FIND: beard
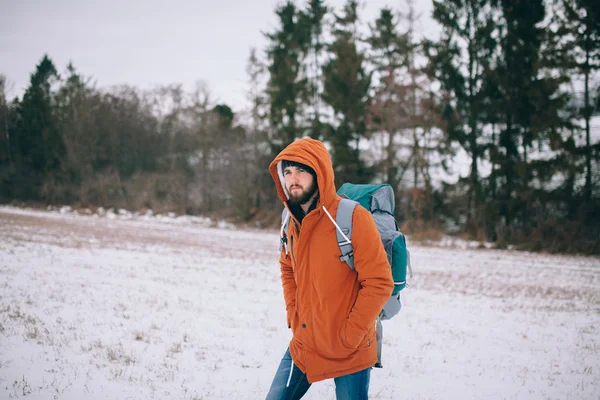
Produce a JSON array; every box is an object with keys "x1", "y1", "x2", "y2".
[{"x1": 287, "y1": 180, "x2": 318, "y2": 206}]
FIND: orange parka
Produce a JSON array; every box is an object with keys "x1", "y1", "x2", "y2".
[{"x1": 269, "y1": 138, "x2": 394, "y2": 383}]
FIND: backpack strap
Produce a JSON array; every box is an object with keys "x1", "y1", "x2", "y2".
[
  {"x1": 280, "y1": 208, "x2": 290, "y2": 255},
  {"x1": 334, "y1": 198, "x2": 358, "y2": 270},
  {"x1": 325, "y1": 198, "x2": 389, "y2": 368},
  {"x1": 375, "y1": 317, "x2": 383, "y2": 368}
]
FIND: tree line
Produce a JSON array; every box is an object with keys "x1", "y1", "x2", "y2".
[{"x1": 1, "y1": 0, "x2": 599, "y2": 254}]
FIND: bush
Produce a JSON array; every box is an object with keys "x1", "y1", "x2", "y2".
[
  {"x1": 79, "y1": 170, "x2": 125, "y2": 209},
  {"x1": 519, "y1": 220, "x2": 600, "y2": 255},
  {"x1": 125, "y1": 173, "x2": 191, "y2": 214}
]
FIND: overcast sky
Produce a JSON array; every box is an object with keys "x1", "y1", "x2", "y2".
[{"x1": 1, "y1": 0, "x2": 435, "y2": 111}]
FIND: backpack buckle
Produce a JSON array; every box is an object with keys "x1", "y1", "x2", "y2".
[
  {"x1": 280, "y1": 236, "x2": 288, "y2": 255},
  {"x1": 339, "y1": 250, "x2": 355, "y2": 269},
  {"x1": 339, "y1": 250, "x2": 353, "y2": 263}
]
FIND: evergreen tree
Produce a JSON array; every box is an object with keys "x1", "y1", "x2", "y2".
[
  {"x1": 265, "y1": 1, "x2": 310, "y2": 153},
  {"x1": 555, "y1": 0, "x2": 600, "y2": 200},
  {"x1": 15, "y1": 55, "x2": 63, "y2": 181},
  {"x1": 301, "y1": 0, "x2": 328, "y2": 138},
  {"x1": 425, "y1": 0, "x2": 496, "y2": 232},
  {"x1": 322, "y1": 0, "x2": 373, "y2": 185},
  {"x1": 494, "y1": 0, "x2": 548, "y2": 229},
  {"x1": 368, "y1": 6, "x2": 409, "y2": 190}
]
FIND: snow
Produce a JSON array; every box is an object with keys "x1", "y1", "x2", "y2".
[{"x1": 0, "y1": 205, "x2": 599, "y2": 400}]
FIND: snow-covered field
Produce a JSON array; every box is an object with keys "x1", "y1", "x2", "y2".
[{"x1": 0, "y1": 205, "x2": 598, "y2": 400}]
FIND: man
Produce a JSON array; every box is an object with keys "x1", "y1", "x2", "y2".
[{"x1": 266, "y1": 138, "x2": 394, "y2": 400}]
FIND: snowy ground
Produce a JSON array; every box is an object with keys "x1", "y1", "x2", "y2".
[{"x1": 0, "y1": 205, "x2": 598, "y2": 400}]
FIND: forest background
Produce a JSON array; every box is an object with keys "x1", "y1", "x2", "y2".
[{"x1": 1, "y1": 0, "x2": 599, "y2": 254}]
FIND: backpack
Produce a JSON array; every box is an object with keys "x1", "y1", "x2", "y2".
[
  {"x1": 279, "y1": 183, "x2": 412, "y2": 368},
  {"x1": 336, "y1": 183, "x2": 412, "y2": 367}
]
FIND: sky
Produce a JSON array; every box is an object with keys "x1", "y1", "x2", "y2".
[{"x1": 1, "y1": 0, "x2": 436, "y2": 112}]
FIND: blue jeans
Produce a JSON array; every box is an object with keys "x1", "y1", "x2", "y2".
[{"x1": 265, "y1": 348, "x2": 371, "y2": 400}]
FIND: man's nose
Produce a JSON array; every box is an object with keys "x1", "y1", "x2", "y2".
[{"x1": 290, "y1": 171, "x2": 300, "y2": 183}]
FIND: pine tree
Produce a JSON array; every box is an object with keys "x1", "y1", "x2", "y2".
[
  {"x1": 301, "y1": 0, "x2": 328, "y2": 138},
  {"x1": 556, "y1": 0, "x2": 600, "y2": 200},
  {"x1": 16, "y1": 55, "x2": 62, "y2": 177},
  {"x1": 368, "y1": 6, "x2": 409, "y2": 190},
  {"x1": 425, "y1": 0, "x2": 496, "y2": 232},
  {"x1": 322, "y1": 0, "x2": 373, "y2": 185},
  {"x1": 265, "y1": 1, "x2": 311, "y2": 153},
  {"x1": 494, "y1": 0, "x2": 553, "y2": 229}
]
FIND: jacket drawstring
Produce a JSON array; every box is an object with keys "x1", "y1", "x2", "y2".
[{"x1": 321, "y1": 205, "x2": 351, "y2": 245}]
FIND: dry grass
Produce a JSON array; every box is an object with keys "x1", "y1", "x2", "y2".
[{"x1": 406, "y1": 227, "x2": 445, "y2": 242}]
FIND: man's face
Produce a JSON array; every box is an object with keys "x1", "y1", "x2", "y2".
[{"x1": 283, "y1": 165, "x2": 318, "y2": 206}]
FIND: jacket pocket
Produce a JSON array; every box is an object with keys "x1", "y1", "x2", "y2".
[
  {"x1": 287, "y1": 306, "x2": 298, "y2": 332},
  {"x1": 290, "y1": 338, "x2": 307, "y2": 370},
  {"x1": 340, "y1": 321, "x2": 373, "y2": 351}
]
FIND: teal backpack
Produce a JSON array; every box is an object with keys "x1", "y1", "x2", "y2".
[
  {"x1": 336, "y1": 183, "x2": 411, "y2": 295},
  {"x1": 280, "y1": 183, "x2": 412, "y2": 367}
]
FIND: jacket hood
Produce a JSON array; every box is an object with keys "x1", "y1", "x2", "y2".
[{"x1": 269, "y1": 138, "x2": 337, "y2": 208}]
